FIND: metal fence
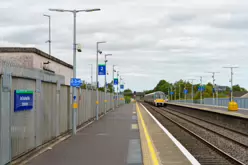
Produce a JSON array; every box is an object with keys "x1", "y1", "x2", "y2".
[
  {"x1": 0, "y1": 60, "x2": 125, "y2": 165},
  {"x1": 203, "y1": 98, "x2": 248, "y2": 108},
  {"x1": 170, "y1": 98, "x2": 248, "y2": 109}
]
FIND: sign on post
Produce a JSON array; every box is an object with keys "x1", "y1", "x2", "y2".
[
  {"x1": 184, "y1": 89, "x2": 188, "y2": 94},
  {"x1": 70, "y1": 78, "x2": 82, "y2": 88},
  {"x1": 120, "y1": 84, "x2": 124, "y2": 89},
  {"x1": 14, "y1": 90, "x2": 34, "y2": 112},
  {"x1": 170, "y1": 91, "x2": 174, "y2": 95},
  {"x1": 114, "y1": 78, "x2": 118, "y2": 85},
  {"x1": 198, "y1": 86, "x2": 205, "y2": 92},
  {"x1": 98, "y1": 64, "x2": 106, "y2": 75}
]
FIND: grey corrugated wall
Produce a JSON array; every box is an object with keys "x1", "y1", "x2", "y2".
[{"x1": 9, "y1": 77, "x2": 125, "y2": 159}]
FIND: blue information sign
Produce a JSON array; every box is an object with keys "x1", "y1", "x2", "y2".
[
  {"x1": 114, "y1": 78, "x2": 118, "y2": 85},
  {"x1": 170, "y1": 91, "x2": 174, "y2": 95},
  {"x1": 70, "y1": 78, "x2": 82, "y2": 88},
  {"x1": 198, "y1": 86, "x2": 205, "y2": 92},
  {"x1": 98, "y1": 64, "x2": 106, "y2": 75},
  {"x1": 184, "y1": 89, "x2": 188, "y2": 94},
  {"x1": 14, "y1": 90, "x2": 34, "y2": 112},
  {"x1": 120, "y1": 84, "x2": 124, "y2": 89}
]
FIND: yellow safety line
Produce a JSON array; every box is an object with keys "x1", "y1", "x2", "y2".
[{"x1": 136, "y1": 103, "x2": 159, "y2": 165}]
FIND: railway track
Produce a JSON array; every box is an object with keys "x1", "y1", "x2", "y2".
[
  {"x1": 143, "y1": 102, "x2": 247, "y2": 165},
  {"x1": 163, "y1": 107, "x2": 248, "y2": 147}
]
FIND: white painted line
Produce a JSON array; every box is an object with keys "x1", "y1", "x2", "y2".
[
  {"x1": 77, "y1": 121, "x2": 94, "y2": 132},
  {"x1": 140, "y1": 103, "x2": 201, "y2": 165}
]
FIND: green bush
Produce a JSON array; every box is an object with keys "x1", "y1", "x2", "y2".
[{"x1": 124, "y1": 96, "x2": 131, "y2": 104}]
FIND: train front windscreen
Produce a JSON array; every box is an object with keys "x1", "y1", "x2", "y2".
[{"x1": 155, "y1": 93, "x2": 166, "y2": 99}]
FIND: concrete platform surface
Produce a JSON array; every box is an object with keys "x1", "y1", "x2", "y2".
[
  {"x1": 25, "y1": 104, "x2": 142, "y2": 165},
  {"x1": 137, "y1": 103, "x2": 195, "y2": 165}
]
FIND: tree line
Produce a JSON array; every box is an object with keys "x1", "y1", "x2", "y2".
[{"x1": 144, "y1": 80, "x2": 247, "y2": 100}]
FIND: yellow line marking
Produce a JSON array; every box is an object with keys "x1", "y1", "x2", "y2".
[
  {"x1": 131, "y1": 124, "x2": 138, "y2": 129},
  {"x1": 136, "y1": 103, "x2": 159, "y2": 165}
]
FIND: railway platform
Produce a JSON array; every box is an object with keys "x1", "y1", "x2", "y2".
[
  {"x1": 167, "y1": 102, "x2": 248, "y2": 118},
  {"x1": 17, "y1": 103, "x2": 198, "y2": 165},
  {"x1": 136, "y1": 103, "x2": 199, "y2": 165}
]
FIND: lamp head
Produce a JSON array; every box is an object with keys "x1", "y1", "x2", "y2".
[
  {"x1": 49, "y1": 9, "x2": 65, "y2": 12},
  {"x1": 84, "y1": 8, "x2": 101, "y2": 12}
]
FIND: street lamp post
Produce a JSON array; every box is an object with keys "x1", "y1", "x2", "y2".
[
  {"x1": 188, "y1": 79, "x2": 196, "y2": 104},
  {"x1": 179, "y1": 83, "x2": 181, "y2": 102},
  {"x1": 177, "y1": 82, "x2": 183, "y2": 102},
  {"x1": 200, "y1": 76, "x2": 203, "y2": 104},
  {"x1": 43, "y1": 14, "x2": 51, "y2": 56},
  {"x1": 104, "y1": 54, "x2": 112, "y2": 114},
  {"x1": 170, "y1": 86, "x2": 173, "y2": 101},
  {"x1": 117, "y1": 71, "x2": 120, "y2": 107},
  {"x1": 49, "y1": 8, "x2": 100, "y2": 134},
  {"x1": 223, "y1": 66, "x2": 238, "y2": 102},
  {"x1": 184, "y1": 81, "x2": 187, "y2": 103},
  {"x1": 174, "y1": 85, "x2": 176, "y2": 101},
  {"x1": 207, "y1": 72, "x2": 220, "y2": 105},
  {"x1": 184, "y1": 87, "x2": 186, "y2": 103},
  {"x1": 120, "y1": 76, "x2": 124, "y2": 98},
  {"x1": 112, "y1": 65, "x2": 116, "y2": 109},
  {"x1": 167, "y1": 88, "x2": 170, "y2": 100},
  {"x1": 88, "y1": 64, "x2": 93, "y2": 90},
  {"x1": 96, "y1": 41, "x2": 106, "y2": 120}
]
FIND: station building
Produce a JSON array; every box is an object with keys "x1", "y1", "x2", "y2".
[{"x1": 0, "y1": 47, "x2": 73, "y2": 85}]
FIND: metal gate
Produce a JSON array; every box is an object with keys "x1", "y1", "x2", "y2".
[{"x1": 0, "y1": 73, "x2": 12, "y2": 165}]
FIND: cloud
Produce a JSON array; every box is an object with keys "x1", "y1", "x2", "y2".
[{"x1": 1, "y1": 0, "x2": 248, "y2": 91}]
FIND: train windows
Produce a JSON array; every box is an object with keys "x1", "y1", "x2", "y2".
[
  {"x1": 160, "y1": 94, "x2": 165, "y2": 99},
  {"x1": 155, "y1": 93, "x2": 160, "y2": 99}
]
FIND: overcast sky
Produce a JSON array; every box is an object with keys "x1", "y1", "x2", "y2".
[{"x1": 1, "y1": 0, "x2": 248, "y2": 91}]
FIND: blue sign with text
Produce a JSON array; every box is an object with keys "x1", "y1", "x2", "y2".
[
  {"x1": 198, "y1": 86, "x2": 205, "y2": 92},
  {"x1": 120, "y1": 84, "x2": 124, "y2": 89},
  {"x1": 98, "y1": 64, "x2": 106, "y2": 75},
  {"x1": 170, "y1": 91, "x2": 174, "y2": 95},
  {"x1": 70, "y1": 78, "x2": 82, "y2": 88},
  {"x1": 184, "y1": 89, "x2": 188, "y2": 94},
  {"x1": 114, "y1": 78, "x2": 118, "y2": 85},
  {"x1": 14, "y1": 90, "x2": 34, "y2": 112}
]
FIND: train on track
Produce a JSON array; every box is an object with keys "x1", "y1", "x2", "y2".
[{"x1": 144, "y1": 91, "x2": 168, "y2": 107}]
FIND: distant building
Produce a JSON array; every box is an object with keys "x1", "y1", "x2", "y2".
[
  {"x1": 0, "y1": 47, "x2": 73, "y2": 85},
  {"x1": 233, "y1": 91, "x2": 248, "y2": 98}
]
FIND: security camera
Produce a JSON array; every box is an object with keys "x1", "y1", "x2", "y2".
[
  {"x1": 43, "y1": 61, "x2": 50, "y2": 65},
  {"x1": 98, "y1": 50, "x2": 102, "y2": 54},
  {"x1": 105, "y1": 60, "x2": 108, "y2": 63},
  {"x1": 77, "y1": 44, "x2": 82, "y2": 52}
]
